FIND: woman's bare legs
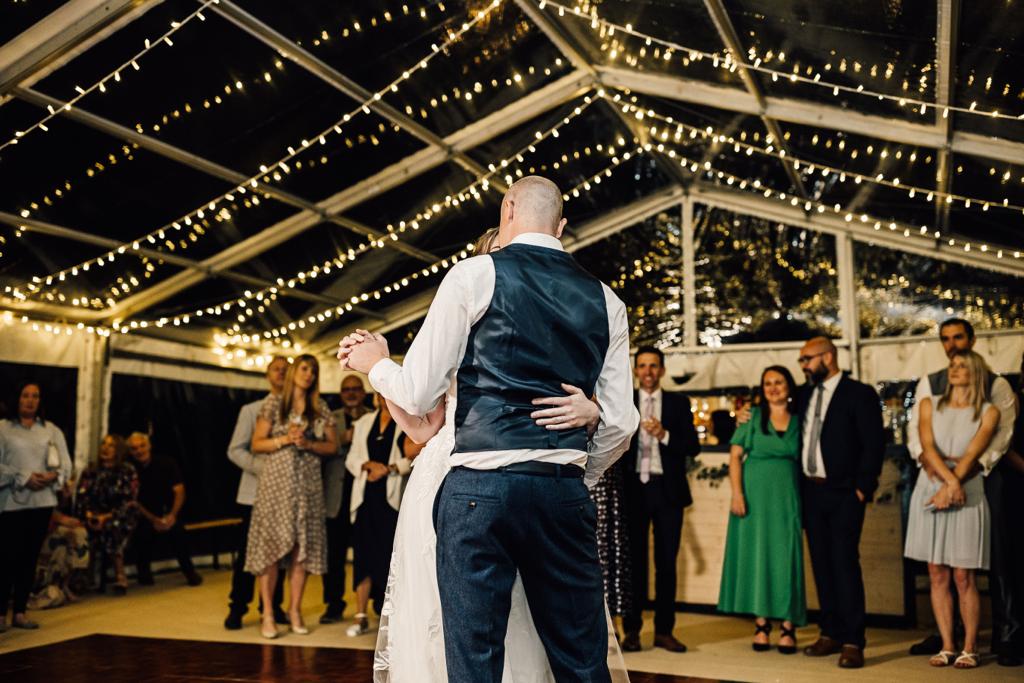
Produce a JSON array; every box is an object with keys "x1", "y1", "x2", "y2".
[
  {"x1": 288, "y1": 547, "x2": 308, "y2": 632},
  {"x1": 259, "y1": 565, "x2": 279, "y2": 636}
]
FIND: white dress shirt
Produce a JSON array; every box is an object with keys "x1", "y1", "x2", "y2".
[
  {"x1": 801, "y1": 372, "x2": 842, "y2": 478},
  {"x1": 226, "y1": 397, "x2": 269, "y2": 506},
  {"x1": 636, "y1": 388, "x2": 672, "y2": 476},
  {"x1": 907, "y1": 373, "x2": 1016, "y2": 475},
  {"x1": 368, "y1": 231, "x2": 639, "y2": 488}
]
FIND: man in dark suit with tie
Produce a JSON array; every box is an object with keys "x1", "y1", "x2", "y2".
[
  {"x1": 797, "y1": 337, "x2": 884, "y2": 669},
  {"x1": 621, "y1": 346, "x2": 701, "y2": 653}
]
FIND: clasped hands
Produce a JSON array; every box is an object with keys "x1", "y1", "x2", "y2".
[
  {"x1": 362, "y1": 460, "x2": 391, "y2": 483},
  {"x1": 25, "y1": 470, "x2": 58, "y2": 491},
  {"x1": 337, "y1": 329, "x2": 390, "y2": 374}
]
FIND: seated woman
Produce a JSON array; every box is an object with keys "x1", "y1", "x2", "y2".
[
  {"x1": 29, "y1": 485, "x2": 89, "y2": 609},
  {"x1": 74, "y1": 434, "x2": 138, "y2": 595},
  {"x1": 904, "y1": 350, "x2": 999, "y2": 670},
  {"x1": 718, "y1": 366, "x2": 806, "y2": 654}
]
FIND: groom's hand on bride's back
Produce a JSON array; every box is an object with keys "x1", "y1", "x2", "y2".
[{"x1": 530, "y1": 383, "x2": 601, "y2": 435}]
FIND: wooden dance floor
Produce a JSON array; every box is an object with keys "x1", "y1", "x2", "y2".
[{"x1": 0, "y1": 634, "x2": 728, "y2": 682}]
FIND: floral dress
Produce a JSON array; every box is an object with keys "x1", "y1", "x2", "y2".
[
  {"x1": 74, "y1": 463, "x2": 139, "y2": 556},
  {"x1": 245, "y1": 395, "x2": 334, "y2": 575}
]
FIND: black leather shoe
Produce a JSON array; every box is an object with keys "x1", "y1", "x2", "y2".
[
  {"x1": 654, "y1": 633, "x2": 687, "y2": 653},
  {"x1": 224, "y1": 611, "x2": 244, "y2": 630},
  {"x1": 320, "y1": 606, "x2": 345, "y2": 624},
  {"x1": 909, "y1": 633, "x2": 942, "y2": 655},
  {"x1": 621, "y1": 632, "x2": 641, "y2": 652},
  {"x1": 185, "y1": 572, "x2": 203, "y2": 587}
]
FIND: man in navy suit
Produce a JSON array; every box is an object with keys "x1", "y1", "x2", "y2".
[
  {"x1": 621, "y1": 346, "x2": 700, "y2": 653},
  {"x1": 797, "y1": 337, "x2": 884, "y2": 669}
]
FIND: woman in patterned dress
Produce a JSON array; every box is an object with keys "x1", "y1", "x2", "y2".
[
  {"x1": 246, "y1": 354, "x2": 338, "y2": 639},
  {"x1": 74, "y1": 434, "x2": 138, "y2": 595}
]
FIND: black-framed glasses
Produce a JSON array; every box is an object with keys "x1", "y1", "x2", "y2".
[{"x1": 797, "y1": 351, "x2": 826, "y2": 364}]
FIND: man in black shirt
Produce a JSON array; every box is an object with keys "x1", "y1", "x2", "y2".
[{"x1": 128, "y1": 433, "x2": 202, "y2": 586}]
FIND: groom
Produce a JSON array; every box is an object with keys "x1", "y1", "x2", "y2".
[{"x1": 340, "y1": 176, "x2": 638, "y2": 682}]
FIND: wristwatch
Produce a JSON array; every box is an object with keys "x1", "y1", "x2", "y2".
[{"x1": 388, "y1": 463, "x2": 398, "y2": 475}]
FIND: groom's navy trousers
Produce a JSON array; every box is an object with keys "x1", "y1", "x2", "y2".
[{"x1": 434, "y1": 466, "x2": 610, "y2": 683}]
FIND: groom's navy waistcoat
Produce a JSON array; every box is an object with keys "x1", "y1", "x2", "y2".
[{"x1": 452, "y1": 242, "x2": 610, "y2": 454}]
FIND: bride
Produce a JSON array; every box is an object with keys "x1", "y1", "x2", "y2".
[{"x1": 345, "y1": 228, "x2": 629, "y2": 682}]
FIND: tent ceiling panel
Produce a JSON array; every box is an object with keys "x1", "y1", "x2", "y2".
[
  {"x1": 0, "y1": 0, "x2": 68, "y2": 46},
  {"x1": 953, "y1": 0, "x2": 1024, "y2": 143},
  {"x1": 546, "y1": 0, "x2": 744, "y2": 89},
  {"x1": 724, "y1": 0, "x2": 937, "y2": 122}
]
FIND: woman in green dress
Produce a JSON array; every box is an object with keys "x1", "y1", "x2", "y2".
[{"x1": 717, "y1": 365, "x2": 806, "y2": 654}]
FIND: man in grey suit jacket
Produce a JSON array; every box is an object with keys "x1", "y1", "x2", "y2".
[
  {"x1": 320, "y1": 374, "x2": 371, "y2": 624},
  {"x1": 223, "y1": 356, "x2": 288, "y2": 630}
]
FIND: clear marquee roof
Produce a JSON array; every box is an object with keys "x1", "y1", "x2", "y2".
[{"x1": 1, "y1": 0, "x2": 1022, "y2": 357}]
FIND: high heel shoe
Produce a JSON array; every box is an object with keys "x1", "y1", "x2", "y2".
[
  {"x1": 289, "y1": 612, "x2": 309, "y2": 635},
  {"x1": 260, "y1": 616, "x2": 278, "y2": 639},
  {"x1": 778, "y1": 623, "x2": 797, "y2": 655},
  {"x1": 752, "y1": 620, "x2": 772, "y2": 652}
]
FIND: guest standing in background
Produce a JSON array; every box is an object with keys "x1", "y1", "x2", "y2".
[
  {"x1": 589, "y1": 456, "x2": 633, "y2": 638},
  {"x1": 904, "y1": 350, "x2": 999, "y2": 670},
  {"x1": 345, "y1": 394, "x2": 420, "y2": 637},
  {"x1": 621, "y1": 346, "x2": 700, "y2": 654},
  {"x1": 247, "y1": 353, "x2": 338, "y2": 639},
  {"x1": 797, "y1": 337, "x2": 884, "y2": 669},
  {"x1": 223, "y1": 356, "x2": 288, "y2": 630},
  {"x1": 0, "y1": 381, "x2": 73, "y2": 631},
  {"x1": 128, "y1": 432, "x2": 202, "y2": 588},
  {"x1": 718, "y1": 366, "x2": 806, "y2": 654},
  {"x1": 321, "y1": 374, "x2": 371, "y2": 625},
  {"x1": 905, "y1": 319, "x2": 1017, "y2": 660},
  {"x1": 75, "y1": 434, "x2": 138, "y2": 595}
]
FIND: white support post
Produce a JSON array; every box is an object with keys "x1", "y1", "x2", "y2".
[
  {"x1": 835, "y1": 233, "x2": 861, "y2": 378},
  {"x1": 74, "y1": 333, "x2": 108, "y2": 471},
  {"x1": 682, "y1": 196, "x2": 698, "y2": 348}
]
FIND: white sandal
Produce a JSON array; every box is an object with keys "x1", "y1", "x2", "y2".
[
  {"x1": 929, "y1": 650, "x2": 957, "y2": 667},
  {"x1": 953, "y1": 651, "x2": 980, "y2": 669},
  {"x1": 346, "y1": 613, "x2": 369, "y2": 637}
]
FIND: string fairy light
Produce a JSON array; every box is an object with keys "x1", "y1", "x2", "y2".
[
  {"x1": 542, "y1": 0, "x2": 1024, "y2": 122},
  {"x1": 617, "y1": 99, "x2": 1024, "y2": 217},
  {"x1": 1, "y1": 0, "x2": 220, "y2": 155},
  {"x1": 120, "y1": 93, "x2": 601, "y2": 333},
  {"x1": 651, "y1": 138, "x2": 1023, "y2": 261},
  {"x1": 15, "y1": 0, "x2": 503, "y2": 303}
]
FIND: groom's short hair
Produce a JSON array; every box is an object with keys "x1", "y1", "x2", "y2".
[{"x1": 505, "y1": 176, "x2": 562, "y2": 230}]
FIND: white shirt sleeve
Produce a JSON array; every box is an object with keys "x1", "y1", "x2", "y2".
[
  {"x1": 981, "y1": 377, "x2": 1018, "y2": 474},
  {"x1": 906, "y1": 376, "x2": 929, "y2": 463},
  {"x1": 584, "y1": 286, "x2": 640, "y2": 488},
  {"x1": 369, "y1": 256, "x2": 494, "y2": 417}
]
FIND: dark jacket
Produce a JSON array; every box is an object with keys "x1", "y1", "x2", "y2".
[
  {"x1": 796, "y1": 375, "x2": 885, "y2": 499},
  {"x1": 623, "y1": 390, "x2": 701, "y2": 508}
]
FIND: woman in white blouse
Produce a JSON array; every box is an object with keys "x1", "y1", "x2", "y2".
[{"x1": 0, "y1": 381, "x2": 73, "y2": 631}]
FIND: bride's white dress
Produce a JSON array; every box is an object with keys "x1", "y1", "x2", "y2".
[{"x1": 373, "y1": 381, "x2": 629, "y2": 682}]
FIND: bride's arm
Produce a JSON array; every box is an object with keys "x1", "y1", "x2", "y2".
[{"x1": 385, "y1": 397, "x2": 446, "y2": 444}]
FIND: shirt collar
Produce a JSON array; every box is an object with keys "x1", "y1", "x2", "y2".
[
  {"x1": 639, "y1": 388, "x2": 662, "y2": 401},
  {"x1": 819, "y1": 371, "x2": 842, "y2": 392},
  {"x1": 508, "y1": 232, "x2": 564, "y2": 251}
]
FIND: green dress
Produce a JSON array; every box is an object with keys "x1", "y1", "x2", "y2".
[{"x1": 717, "y1": 406, "x2": 806, "y2": 624}]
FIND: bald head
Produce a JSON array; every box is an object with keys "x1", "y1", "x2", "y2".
[
  {"x1": 497, "y1": 176, "x2": 566, "y2": 245},
  {"x1": 798, "y1": 335, "x2": 840, "y2": 384}
]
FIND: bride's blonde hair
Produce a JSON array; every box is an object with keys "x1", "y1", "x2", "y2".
[{"x1": 473, "y1": 227, "x2": 499, "y2": 254}]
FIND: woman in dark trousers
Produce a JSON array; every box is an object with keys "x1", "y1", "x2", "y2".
[{"x1": 0, "y1": 381, "x2": 73, "y2": 630}]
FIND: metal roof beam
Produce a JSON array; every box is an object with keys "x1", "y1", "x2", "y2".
[
  {"x1": 0, "y1": 211, "x2": 381, "y2": 320},
  {"x1": 0, "y1": 0, "x2": 161, "y2": 98},
  {"x1": 934, "y1": 0, "x2": 960, "y2": 232},
  {"x1": 13, "y1": 86, "x2": 438, "y2": 263},
  {"x1": 701, "y1": 0, "x2": 809, "y2": 199},
  {"x1": 207, "y1": 0, "x2": 506, "y2": 193},
  {"x1": 103, "y1": 69, "x2": 592, "y2": 319},
  {"x1": 596, "y1": 65, "x2": 1024, "y2": 166}
]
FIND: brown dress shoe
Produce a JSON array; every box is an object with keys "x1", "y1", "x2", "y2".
[
  {"x1": 803, "y1": 636, "x2": 841, "y2": 657},
  {"x1": 621, "y1": 632, "x2": 641, "y2": 652},
  {"x1": 654, "y1": 633, "x2": 687, "y2": 653},
  {"x1": 838, "y1": 645, "x2": 865, "y2": 668}
]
